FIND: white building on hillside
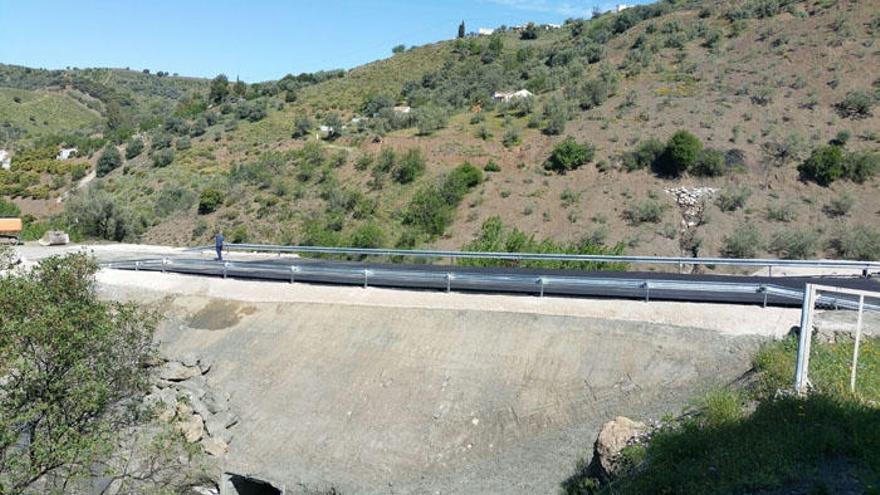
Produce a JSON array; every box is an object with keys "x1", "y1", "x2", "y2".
[
  {"x1": 392, "y1": 105, "x2": 411, "y2": 114},
  {"x1": 478, "y1": 27, "x2": 495, "y2": 36},
  {"x1": 0, "y1": 150, "x2": 10, "y2": 170},
  {"x1": 493, "y1": 89, "x2": 534, "y2": 103},
  {"x1": 617, "y1": 4, "x2": 632, "y2": 12}
]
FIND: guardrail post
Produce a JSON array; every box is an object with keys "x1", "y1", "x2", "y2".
[
  {"x1": 446, "y1": 273, "x2": 452, "y2": 293},
  {"x1": 643, "y1": 282, "x2": 650, "y2": 303},
  {"x1": 678, "y1": 261, "x2": 683, "y2": 274},
  {"x1": 363, "y1": 269, "x2": 369, "y2": 288},
  {"x1": 290, "y1": 266, "x2": 298, "y2": 284},
  {"x1": 768, "y1": 265, "x2": 773, "y2": 278},
  {"x1": 223, "y1": 262, "x2": 230, "y2": 279},
  {"x1": 538, "y1": 277, "x2": 545, "y2": 297},
  {"x1": 794, "y1": 284, "x2": 816, "y2": 395},
  {"x1": 850, "y1": 294, "x2": 865, "y2": 393},
  {"x1": 161, "y1": 258, "x2": 167, "y2": 273},
  {"x1": 134, "y1": 261, "x2": 140, "y2": 272},
  {"x1": 760, "y1": 285, "x2": 768, "y2": 308}
]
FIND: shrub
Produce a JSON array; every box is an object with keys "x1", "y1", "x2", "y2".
[
  {"x1": 414, "y1": 105, "x2": 448, "y2": 135},
  {"x1": 766, "y1": 203, "x2": 797, "y2": 223},
  {"x1": 152, "y1": 148, "x2": 174, "y2": 168},
  {"x1": 545, "y1": 137, "x2": 595, "y2": 173},
  {"x1": 349, "y1": 222, "x2": 387, "y2": 248},
  {"x1": 836, "y1": 90, "x2": 875, "y2": 119},
  {"x1": 124, "y1": 137, "x2": 144, "y2": 159},
  {"x1": 154, "y1": 186, "x2": 196, "y2": 217},
  {"x1": 64, "y1": 189, "x2": 138, "y2": 241},
  {"x1": 292, "y1": 115, "x2": 313, "y2": 139},
  {"x1": 716, "y1": 185, "x2": 751, "y2": 211},
  {"x1": 691, "y1": 148, "x2": 726, "y2": 176},
  {"x1": 623, "y1": 199, "x2": 666, "y2": 225},
  {"x1": 830, "y1": 225, "x2": 880, "y2": 260},
  {"x1": 502, "y1": 128, "x2": 521, "y2": 148},
  {"x1": 621, "y1": 138, "x2": 665, "y2": 171},
  {"x1": 769, "y1": 229, "x2": 818, "y2": 259},
  {"x1": 403, "y1": 186, "x2": 453, "y2": 236},
  {"x1": 0, "y1": 197, "x2": 21, "y2": 217},
  {"x1": 798, "y1": 145, "x2": 844, "y2": 186},
  {"x1": 442, "y1": 162, "x2": 483, "y2": 204},
  {"x1": 96, "y1": 146, "x2": 122, "y2": 177},
  {"x1": 520, "y1": 22, "x2": 538, "y2": 40},
  {"x1": 197, "y1": 188, "x2": 224, "y2": 214},
  {"x1": 577, "y1": 78, "x2": 614, "y2": 110},
  {"x1": 355, "y1": 153, "x2": 373, "y2": 171},
  {"x1": 721, "y1": 224, "x2": 762, "y2": 258},
  {"x1": 843, "y1": 151, "x2": 879, "y2": 184},
  {"x1": 392, "y1": 44, "x2": 406, "y2": 54},
  {"x1": 175, "y1": 137, "x2": 191, "y2": 150},
  {"x1": 655, "y1": 130, "x2": 702, "y2": 177},
  {"x1": 484, "y1": 160, "x2": 501, "y2": 172},
  {"x1": 823, "y1": 193, "x2": 854, "y2": 218},
  {"x1": 392, "y1": 149, "x2": 425, "y2": 184}
]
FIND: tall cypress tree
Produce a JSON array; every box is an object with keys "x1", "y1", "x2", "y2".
[{"x1": 458, "y1": 21, "x2": 465, "y2": 38}]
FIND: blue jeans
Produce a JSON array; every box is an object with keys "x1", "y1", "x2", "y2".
[{"x1": 216, "y1": 245, "x2": 223, "y2": 261}]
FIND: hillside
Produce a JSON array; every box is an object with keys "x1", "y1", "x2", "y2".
[{"x1": 1, "y1": 0, "x2": 879, "y2": 263}]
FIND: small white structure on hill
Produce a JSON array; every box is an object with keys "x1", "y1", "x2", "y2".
[
  {"x1": 392, "y1": 105, "x2": 412, "y2": 114},
  {"x1": 56, "y1": 147, "x2": 78, "y2": 160},
  {"x1": 0, "y1": 150, "x2": 10, "y2": 170},
  {"x1": 478, "y1": 27, "x2": 495, "y2": 36},
  {"x1": 617, "y1": 4, "x2": 632, "y2": 12},
  {"x1": 493, "y1": 89, "x2": 534, "y2": 103}
]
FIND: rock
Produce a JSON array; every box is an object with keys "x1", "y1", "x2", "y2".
[
  {"x1": 159, "y1": 361, "x2": 201, "y2": 382},
  {"x1": 198, "y1": 357, "x2": 213, "y2": 375},
  {"x1": 201, "y1": 436, "x2": 229, "y2": 457},
  {"x1": 587, "y1": 416, "x2": 646, "y2": 482},
  {"x1": 205, "y1": 414, "x2": 236, "y2": 444},
  {"x1": 175, "y1": 375, "x2": 208, "y2": 399},
  {"x1": 203, "y1": 389, "x2": 230, "y2": 414},
  {"x1": 179, "y1": 353, "x2": 199, "y2": 368},
  {"x1": 175, "y1": 403, "x2": 205, "y2": 443}
]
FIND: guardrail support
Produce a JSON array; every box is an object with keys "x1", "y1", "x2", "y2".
[
  {"x1": 446, "y1": 273, "x2": 452, "y2": 293},
  {"x1": 768, "y1": 265, "x2": 773, "y2": 278},
  {"x1": 538, "y1": 277, "x2": 545, "y2": 297},
  {"x1": 290, "y1": 266, "x2": 298, "y2": 284},
  {"x1": 794, "y1": 284, "x2": 816, "y2": 395},
  {"x1": 223, "y1": 262, "x2": 230, "y2": 279},
  {"x1": 135, "y1": 261, "x2": 140, "y2": 272},
  {"x1": 643, "y1": 282, "x2": 650, "y2": 303},
  {"x1": 363, "y1": 269, "x2": 369, "y2": 288},
  {"x1": 850, "y1": 295, "x2": 865, "y2": 392},
  {"x1": 760, "y1": 285, "x2": 768, "y2": 308},
  {"x1": 161, "y1": 258, "x2": 167, "y2": 273}
]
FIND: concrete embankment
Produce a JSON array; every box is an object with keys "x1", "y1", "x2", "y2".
[{"x1": 98, "y1": 270, "x2": 798, "y2": 494}]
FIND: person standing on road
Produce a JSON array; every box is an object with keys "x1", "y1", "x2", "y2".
[{"x1": 214, "y1": 230, "x2": 225, "y2": 261}]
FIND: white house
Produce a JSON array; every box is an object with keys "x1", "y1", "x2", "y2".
[
  {"x1": 493, "y1": 89, "x2": 534, "y2": 103},
  {"x1": 392, "y1": 105, "x2": 412, "y2": 114},
  {"x1": 616, "y1": 4, "x2": 632, "y2": 12},
  {"x1": 56, "y1": 147, "x2": 78, "y2": 160},
  {"x1": 0, "y1": 150, "x2": 10, "y2": 170},
  {"x1": 478, "y1": 27, "x2": 495, "y2": 36}
]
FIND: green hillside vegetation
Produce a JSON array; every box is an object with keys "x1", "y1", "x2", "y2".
[
  {"x1": 0, "y1": 87, "x2": 102, "y2": 144},
  {"x1": 1, "y1": 0, "x2": 879, "y2": 262}
]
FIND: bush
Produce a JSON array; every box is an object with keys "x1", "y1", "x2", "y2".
[
  {"x1": 843, "y1": 151, "x2": 879, "y2": 184},
  {"x1": 830, "y1": 224, "x2": 880, "y2": 260},
  {"x1": 414, "y1": 105, "x2": 448, "y2": 135},
  {"x1": 691, "y1": 148, "x2": 726, "y2": 176},
  {"x1": 623, "y1": 199, "x2": 666, "y2": 225},
  {"x1": 798, "y1": 145, "x2": 844, "y2": 186},
  {"x1": 64, "y1": 189, "x2": 139, "y2": 241},
  {"x1": 0, "y1": 197, "x2": 21, "y2": 217},
  {"x1": 721, "y1": 224, "x2": 762, "y2": 258},
  {"x1": 124, "y1": 137, "x2": 144, "y2": 159},
  {"x1": 545, "y1": 137, "x2": 595, "y2": 173},
  {"x1": 823, "y1": 193, "x2": 854, "y2": 218},
  {"x1": 152, "y1": 148, "x2": 174, "y2": 168},
  {"x1": 836, "y1": 90, "x2": 875, "y2": 119},
  {"x1": 292, "y1": 115, "x2": 313, "y2": 139},
  {"x1": 348, "y1": 222, "x2": 386, "y2": 248},
  {"x1": 502, "y1": 128, "x2": 521, "y2": 148},
  {"x1": 175, "y1": 137, "x2": 190, "y2": 150},
  {"x1": 715, "y1": 185, "x2": 751, "y2": 211},
  {"x1": 154, "y1": 186, "x2": 196, "y2": 217},
  {"x1": 197, "y1": 188, "x2": 224, "y2": 214},
  {"x1": 655, "y1": 130, "x2": 702, "y2": 177},
  {"x1": 392, "y1": 149, "x2": 425, "y2": 184},
  {"x1": 96, "y1": 146, "x2": 122, "y2": 177},
  {"x1": 404, "y1": 163, "x2": 483, "y2": 237},
  {"x1": 621, "y1": 138, "x2": 665, "y2": 172},
  {"x1": 766, "y1": 203, "x2": 797, "y2": 223},
  {"x1": 769, "y1": 229, "x2": 818, "y2": 259},
  {"x1": 484, "y1": 160, "x2": 501, "y2": 172},
  {"x1": 442, "y1": 162, "x2": 483, "y2": 204}
]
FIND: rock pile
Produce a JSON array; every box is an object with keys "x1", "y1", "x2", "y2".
[
  {"x1": 144, "y1": 354, "x2": 238, "y2": 458},
  {"x1": 665, "y1": 187, "x2": 717, "y2": 264}
]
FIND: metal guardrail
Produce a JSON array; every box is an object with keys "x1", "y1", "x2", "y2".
[
  {"x1": 190, "y1": 243, "x2": 880, "y2": 275},
  {"x1": 104, "y1": 257, "x2": 880, "y2": 312}
]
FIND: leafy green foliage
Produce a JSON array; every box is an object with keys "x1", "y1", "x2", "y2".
[
  {"x1": 348, "y1": 222, "x2": 387, "y2": 248},
  {"x1": 655, "y1": 130, "x2": 702, "y2": 177},
  {"x1": 152, "y1": 148, "x2": 174, "y2": 168},
  {"x1": 621, "y1": 138, "x2": 665, "y2": 172},
  {"x1": 721, "y1": 224, "x2": 762, "y2": 258},
  {"x1": 691, "y1": 148, "x2": 726, "y2": 177},
  {"x1": 545, "y1": 137, "x2": 595, "y2": 173},
  {"x1": 0, "y1": 197, "x2": 20, "y2": 217},
  {"x1": 392, "y1": 149, "x2": 426, "y2": 184},
  {"x1": 769, "y1": 228, "x2": 818, "y2": 259},
  {"x1": 836, "y1": 90, "x2": 875, "y2": 119},
  {"x1": 0, "y1": 253, "x2": 157, "y2": 493},
  {"x1": 403, "y1": 163, "x2": 482, "y2": 237},
  {"x1": 64, "y1": 188, "x2": 141, "y2": 241},
  {"x1": 715, "y1": 185, "x2": 751, "y2": 212},
  {"x1": 209, "y1": 74, "x2": 229, "y2": 103},
  {"x1": 798, "y1": 145, "x2": 844, "y2": 186},
  {"x1": 830, "y1": 224, "x2": 880, "y2": 260},
  {"x1": 460, "y1": 216, "x2": 626, "y2": 270},
  {"x1": 197, "y1": 188, "x2": 224, "y2": 214},
  {"x1": 622, "y1": 199, "x2": 667, "y2": 225},
  {"x1": 124, "y1": 137, "x2": 144, "y2": 159},
  {"x1": 96, "y1": 145, "x2": 122, "y2": 177}
]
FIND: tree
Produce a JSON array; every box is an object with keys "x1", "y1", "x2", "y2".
[
  {"x1": 655, "y1": 130, "x2": 702, "y2": 177},
  {"x1": 292, "y1": 114, "x2": 313, "y2": 139},
  {"x1": 0, "y1": 253, "x2": 157, "y2": 493},
  {"x1": 208, "y1": 74, "x2": 229, "y2": 104},
  {"x1": 458, "y1": 21, "x2": 466, "y2": 39},
  {"x1": 521, "y1": 22, "x2": 539, "y2": 40},
  {"x1": 232, "y1": 78, "x2": 247, "y2": 98},
  {"x1": 392, "y1": 44, "x2": 406, "y2": 54},
  {"x1": 198, "y1": 188, "x2": 224, "y2": 214},
  {"x1": 798, "y1": 145, "x2": 844, "y2": 186},
  {"x1": 124, "y1": 137, "x2": 144, "y2": 159},
  {"x1": 96, "y1": 145, "x2": 122, "y2": 177},
  {"x1": 545, "y1": 137, "x2": 595, "y2": 173}
]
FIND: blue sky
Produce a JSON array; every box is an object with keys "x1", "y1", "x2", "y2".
[{"x1": 0, "y1": 0, "x2": 649, "y2": 82}]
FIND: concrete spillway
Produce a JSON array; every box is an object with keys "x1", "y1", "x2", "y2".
[{"x1": 100, "y1": 270, "x2": 790, "y2": 494}]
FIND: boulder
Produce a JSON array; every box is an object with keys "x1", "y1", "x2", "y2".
[
  {"x1": 203, "y1": 389, "x2": 230, "y2": 415},
  {"x1": 201, "y1": 436, "x2": 229, "y2": 457},
  {"x1": 159, "y1": 361, "x2": 201, "y2": 382},
  {"x1": 175, "y1": 403, "x2": 205, "y2": 443},
  {"x1": 587, "y1": 416, "x2": 646, "y2": 482}
]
